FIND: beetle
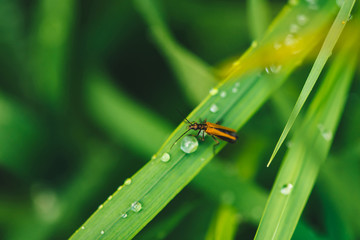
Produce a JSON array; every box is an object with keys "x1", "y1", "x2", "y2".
[{"x1": 171, "y1": 118, "x2": 238, "y2": 150}]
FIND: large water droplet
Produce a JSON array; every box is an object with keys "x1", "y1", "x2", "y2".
[
  {"x1": 210, "y1": 104, "x2": 219, "y2": 113},
  {"x1": 131, "y1": 201, "x2": 142, "y2": 212},
  {"x1": 100, "y1": 230, "x2": 105, "y2": 235},
  {"x1": 160, "y1": 152, "x2": 170, "y2": 162},
  {"x1": 180, "y1": 136, "x2": 199, "y2": 154},
  {"x1": 281, "y1": 183, "x2": 294, "y2": 195}
]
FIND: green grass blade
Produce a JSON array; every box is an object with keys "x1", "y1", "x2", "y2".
[
  {"x1": 267, "y1": 0, "x2": 356, "y2": 167},
  {"x1": 247, "y1": 0, "x2": 271, "y2": 40},
  {"x1": 134, "y1": 202, "x2": 194, "y2": 240},
  {"x1": 70, "y1": 2, "x2": 339, "y2": 239},
  {"x1": 85, "y1": 68, "x2": 172, "y2": 155},
  {"x1": 255, "y1": 28, "x2": 360, "y2": 240},
  {"x1": 134, "y1": 0, "x2": 217, "y2": 104},
  {"x1": 205, "y1": 205, "x2": 239, "y2": 240},
  {"x1": 29, "y1": 0, "x2": 75, "y2": 108}
]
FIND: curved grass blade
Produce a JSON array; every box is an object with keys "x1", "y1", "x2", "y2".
[
  {"x1": 267, "y1": 0, "x2": 356, "y2": 167},
  {"x1": 134, "y1": 0, "x2": 217, "y2": 104},
  {"x1": 255, "y1": 26, "x2": 360, "y2": 239}
]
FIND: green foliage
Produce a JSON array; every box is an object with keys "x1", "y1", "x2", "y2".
[{"x1": 0, "y1": 0, "x2": 359, "y2": 240}]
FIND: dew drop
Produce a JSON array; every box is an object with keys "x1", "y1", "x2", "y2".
[
  {"x1": 297, "y1": 14, "x2": 308, "y2": 26},
  {"x1": 108, "y1": 195, "x2": 113, "y2": 201},
  {"x1": 121, "y1": 213, "x2": 128, "y2": 218},
  {"x1": 270, "y1": 64, "x2": 282, "y2": 73},
  {"x1": 280, "y1": 183, "x2": 294, "y2": 195},
  {"x1": 131, "y1": 201, "x2": 142, "y2": 212},
  {"x1": 180, "y1": 136, "x2": 199, "y2": 154},
  {"x1": 285, "y1": 34, "x2": 298, "y2": 46},
  {"x1": 124, "y1": 178, "x2": 132, "y2": 186},
  {"x1": 232, "y1": 87, "x2": 238, "y2": 93},
  {"x1": 98, "y1": 204, "x2": 103, "y2": 209},
  {"x1": 322, "y1": 131, "x2": 333, "y2": 141},
  {"x1": 210, "y1": 103, "x2": 219, "y2": 113},
  {"x1": 317, "y1": 124, "x2": 333, "y2": 141},
  {"x1": 160, "y1": 152, "x2": 170, "y2": 162},
  {"x1": 209, "y1": 88, "x2": 219, "y2": 96},
  {"x1": 100, "y1": 230, "x2": 105, "y2": 235},
  {"x1": 290, "y1": 24, "x2": 299, "y2": 33},
  {"x1": 151, "y1": 154, "x2": 157, "y2": 160},
  {"x1": 81, "y1": 226, "x2": 85, "y2": 230},
  {"x1": 117, "y1": 185, "x2": 123, "y2": 191},
  {"x1": 265, "y1": 66, "x2": 271, "y2": 74},
  {"x1": 265, "y1": 65, "x2": 281, "y2": 74},
  {"x1": 220, "y1": 91, "x2": 227, "y2": 98}
]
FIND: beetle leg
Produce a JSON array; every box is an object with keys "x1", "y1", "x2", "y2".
[
  {"x1": 191, "y1": 129, "x2": 201, "y2": 138},
  {"x1": 198, "y1": 129, "x2": 202, "y2": 136}
]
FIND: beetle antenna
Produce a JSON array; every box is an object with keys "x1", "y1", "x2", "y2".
[
  {"x1": 184, "y1": 118, "x2": 191, "y2": 124},
  {"x1": 176, "y1": 109, "x2": 192, "y2": 124},
  {"x1": 170, "y1": 129, "x2": 191, "y2": 149}
]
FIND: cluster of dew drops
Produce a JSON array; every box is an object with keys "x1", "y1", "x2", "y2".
[{"x1": 78, "y1": 177, "x2": 143, "y2": 237}]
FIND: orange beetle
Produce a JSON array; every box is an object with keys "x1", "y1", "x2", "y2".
[{"x1": 171, "y1": 118, "x2": 238, "y2": 149}]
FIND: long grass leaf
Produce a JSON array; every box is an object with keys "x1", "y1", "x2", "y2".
[
  {"x1": 255, "y1": 26, "x2": 360, "y2": 239},
  {"x1": 267, "y1": 0, "x2": 356, "y2": 167}
]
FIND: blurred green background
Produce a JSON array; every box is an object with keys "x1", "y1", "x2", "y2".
[{"x1": 0, "y1": 0, "x2": 359, "y2": 239}]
